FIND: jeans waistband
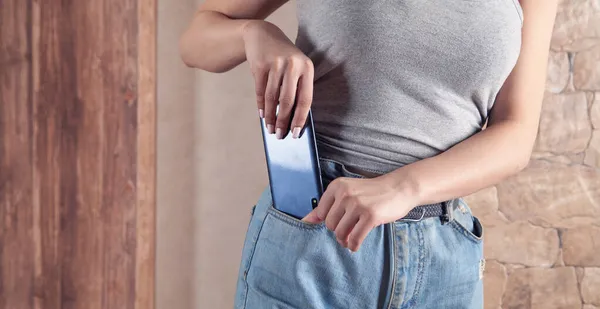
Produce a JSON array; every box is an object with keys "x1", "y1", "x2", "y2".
[
  {"x1": 319, "y1": 158, "x2": 369, "y2": 181},
  {"x1": 318, "y1": 157, "x2": 454, "y2": 223}
]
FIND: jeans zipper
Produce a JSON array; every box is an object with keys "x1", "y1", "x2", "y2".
[{"x1": 385, "y1": 223, "x2": 397, "y2": 309}]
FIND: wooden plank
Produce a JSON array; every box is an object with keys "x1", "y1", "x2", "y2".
[
  {"x1": 135, "y1": 0, "x2": 157, "y2": 308},
  {"x1": 98, "y1": 0, "x2": 139, "y2": 308},
  {"x1": 2, "y1": 0, "x2": 156, "y2": 307},
  {"x1": 0, "y1": 1, "x2": 34, "y2": 309},
  {"x1": 31, "y1": 1, "x2": 92, "y2": 308},
  {"x1": 30, "y1": 0, "x2": 155, "y2": 308}
]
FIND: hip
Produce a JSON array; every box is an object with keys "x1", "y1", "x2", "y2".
[{"x1": 234, "y1": 159, "x2": 484, "y2": 309}]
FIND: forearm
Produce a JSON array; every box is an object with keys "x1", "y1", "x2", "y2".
[
  {"x1": 382, "y1": 121, "x2": 536, "y2": 206},
  {"x1": 179, "y1": 11, "x2": 251, "y2": 72}
]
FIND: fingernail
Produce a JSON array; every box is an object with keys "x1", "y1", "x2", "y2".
[
  {"x1": 267, "y1": 124, "x2": 274, "y2": 134},
  {"x1": 292, "y1": 127, "x2": 301, "y2": 139},
  {"x1": 275, "y1": 128, "x2": 283, "y2": 139},
  {"x1": 259, "y1": 109, "x2": 264, "y2": 118}
]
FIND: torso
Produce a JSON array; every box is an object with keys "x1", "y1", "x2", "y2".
[{"x1": 296, "y1": 0, "x2": 523, "y2": 174}]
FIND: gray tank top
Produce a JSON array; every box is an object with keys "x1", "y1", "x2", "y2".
[{"x1": 295, "y1": 0, "x2": 523, "y2": 173}]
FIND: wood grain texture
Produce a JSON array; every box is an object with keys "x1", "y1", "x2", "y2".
[
  {"x1": 0, "y1": 1, "x2": 35, "y2": 309},
  {"x1": 135, "y1": 0, "x2": 157, "y2": 308},
  {"x1": 1, "y1": 0, "x2": 157, "y2": 308}
]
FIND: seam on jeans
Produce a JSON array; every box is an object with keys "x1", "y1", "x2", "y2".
[
  {"x1": 386, "y1": 223, "x2": 397, "y2": 309},
  {"x1": 457, "y1": 198, "x2": 469, "y2": 210},
  {"x1": 408, "y1": 223, "x2": 426, "y2": 309},
  {"x1": 319, "y1": 157, "x2": 387, "y2": 177},
  {"x1": 267, "y1": 204, "x2": 326, "y2": 230},
  {"x1": 242, "y1": 208, "x2": 270, "y2": 309},
  {"x1": 448, "y1": 217, "x2": 483, "y2": 243},
  {"x1": 320, "y1": 158, "x2": 366, "y2": 179},
  {"x1": 449, "y1": 199, "x2": 484, "y2": 243}
]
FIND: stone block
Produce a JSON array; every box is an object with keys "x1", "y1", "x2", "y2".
[
  {"x1": 546, "y1": 52, "x2": 571, "y2": 93},
  {"x1": 581, "y1": 268, "x2": 600, "y2": 305},
  {"x1": 484, "y1": 222, "x2": 559, "y2": 267},
  {"x1": 552, "y1": 0, "x2": 600, "y2": 52},
  {"x1": 591, "y1": 93, "x2": 600, "y2": 129},
  {"x1": 483, "y1": 260, "x2": 506, "y2": 309},
  {"x1": 497, "y1": 160, "x2": 600, "y2": 228},
  {"x1": 503, "y1": 267, "x2": 581, "y2": 309},
  {"x1": 574, "y1": 47, "x2": 600, "y2": 90},
  {"x1": 563, "y1": 226, "x2": 600, "y2": 267},
  {"x1": 463, "y1": 186, "x2": 508, "y2": 227},
  {"x1": 534, "y1": 92, "x2": 591, "y2": 154},
  {"x1": 584, "y1": 130, "x2": 600, "y2": 167}
]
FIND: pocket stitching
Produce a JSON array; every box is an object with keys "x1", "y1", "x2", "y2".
[
  {"x1": 449, "y1": 216, "x2": 483, "y2": 244},
  {"x1": 241, "y1": 206, "x2": 270, "y2": 309},
  {"x1": 267, "y1": 205, "x2": 326, "y2": 230}
]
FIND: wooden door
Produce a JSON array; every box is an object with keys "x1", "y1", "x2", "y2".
[{"x1": 0, "y1": 0, "x2": 156, "y2": 308}]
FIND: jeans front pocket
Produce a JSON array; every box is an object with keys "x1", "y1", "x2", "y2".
[
  {"x1": 234, "y1": 191, "x2": 272, "y2": 309},
  {"x1": 266, "y1": 204, "x2": 326, "y2": 230},
  {"x1": 418, "y1": 200, "x2": 485, "y2": 309},
  {"x1": 242, "y1": 200, "x2": 388, "y2": 309},
  {"x1": 448, "y1": 199, "x2": 484, "y2": 244}
]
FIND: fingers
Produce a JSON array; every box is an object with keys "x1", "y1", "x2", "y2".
[
  {"x1": 264, "y1": 59, "x2": 284, "y2": 134},
  {"x1": 314, "y1": 184, "x2": 336, "y2": 221},
  {"x1": 347, "y1": 217, "x2": 374, "y2": 252},
  {"x1": 301, "y1": 177, "x2": 376, "y2": 252},
  {"x1": 324, "y1": 199, "x2": 345, "y2": 232},
  {"x1": 275, "y1": 60, "x2": 301, "y2": 139},
  {"x1": 301, "y1": 186, "x2": 334, "y2": 223},
  {"x1": 290, "y1": 65, "x2": 313, "y2": 139},
  {"x1": 334, "y1": 212, "x2": 360, "y2": 247},
  {"x1": 252, "y1": 67, "x2": 268, "y2": 119},
  {"x1": 301, "y1": 208, "x2": 321, "y2": 223},
  {"x1": 253, "y1": 56, "x2": 313, "y2": 138}
]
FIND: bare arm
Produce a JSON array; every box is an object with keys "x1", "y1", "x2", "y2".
[
  {"x1": 180, "y1": 0, "x2": 315, "y2": 139},
  {"x1": 179, "y1": 0, "x2": 288, "y2": 72},
  {"x1": 383, "y1": 0, "x2": 559, "y2": 205},
  {"x1": 302, "y1": 0, "x2": 560, "y2": 252}
]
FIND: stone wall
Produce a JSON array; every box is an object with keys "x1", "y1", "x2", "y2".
[{"x1": 465, "y1": 1, "x2": 600, "y2": 308}]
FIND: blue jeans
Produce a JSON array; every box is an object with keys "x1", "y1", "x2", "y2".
[{"x1": 234, "y1": 158, "x2": 484, "y2": 309}]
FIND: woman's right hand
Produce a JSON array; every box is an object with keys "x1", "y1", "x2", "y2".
[{"x1": 242, "y1": 20, "x2": 314, "y2": 139}]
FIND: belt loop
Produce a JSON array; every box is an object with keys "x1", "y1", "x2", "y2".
[{"x1": 440, "y1": 201, "x2": 453, "y2": 225}]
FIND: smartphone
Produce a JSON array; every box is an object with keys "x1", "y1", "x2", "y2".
[{"x1": 259, "y1": 109, "x2": 324, "y2": 220}]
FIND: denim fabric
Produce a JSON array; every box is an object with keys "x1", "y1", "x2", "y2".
[{"x1": 234, "y1": 159, "x2": 484, "y2": 309}]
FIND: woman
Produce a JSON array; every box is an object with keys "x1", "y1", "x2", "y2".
[{"x1": 180, "y1": 0, "x2": 558, "y2": 308}]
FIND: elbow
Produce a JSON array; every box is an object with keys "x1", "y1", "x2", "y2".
[
  {"x1": 512, "y1": 149, "x2": 532, "y2": 175},
  {"x1": 179, "y1": 30, "x2": 229, "y2": 73},
  {"x1": 178, "y1": 31, "x2": 200, "y2": 69},
  {"x1": 178, "y1": 10, "x2": 244, "y2": 73}
]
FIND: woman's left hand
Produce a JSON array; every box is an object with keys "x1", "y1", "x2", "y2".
[{"x1": 301, "y1": 176, "x2": 418, "y2": 252}]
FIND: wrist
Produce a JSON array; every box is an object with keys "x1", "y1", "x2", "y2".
[
  {"x1": 241, "y1": 19, "x2": 276, "y2": 42},
  {"x1": 240, "y1": 19, "x2": 260, "y2": 37},
  {"x1": 380, "y1": 168, "x2": 423, "y2": 207}
]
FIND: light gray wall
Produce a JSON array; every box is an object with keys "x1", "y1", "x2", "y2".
[
  {"x1": 157, "y1": 1, "x2": 298, "y2": 308},
  {"x1": 157, "y1": 0, "x2": 196, "y2": 308}
]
